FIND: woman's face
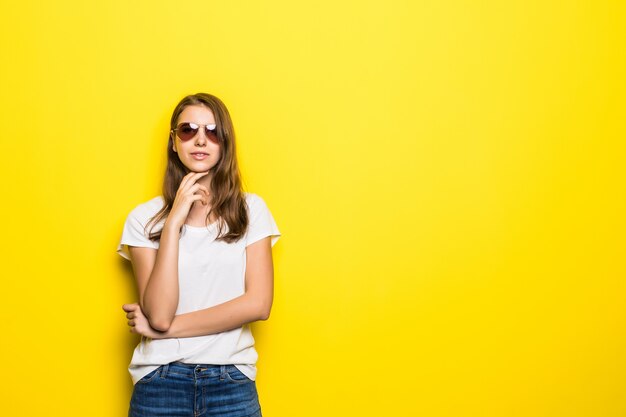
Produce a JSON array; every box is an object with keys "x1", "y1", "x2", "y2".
[{"x1": 172, "y1": 105, "x2": 221, "y2": 173}]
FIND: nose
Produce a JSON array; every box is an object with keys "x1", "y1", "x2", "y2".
[{"x1": 194, "y1": 129, "x2": 209, "y2": 145}]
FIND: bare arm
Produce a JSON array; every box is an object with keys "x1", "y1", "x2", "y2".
[
  {"x1": 128, "y1": 223, "x2": 181, "y2": 332},
  {"x1": 158, "y1": 236, "x2": 275, "y2": 338},
  {"x1": 127, "y1": 172, "x2": 211, "y2": 332}
]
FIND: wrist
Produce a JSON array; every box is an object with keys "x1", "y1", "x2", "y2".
[{"x1": 163, "y1": 221, "x2": 182, "y2": 235}]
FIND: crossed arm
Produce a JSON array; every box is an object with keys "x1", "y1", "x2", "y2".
[{"x1": 123, "y1": 232, "x2": 274, "y2": 339}]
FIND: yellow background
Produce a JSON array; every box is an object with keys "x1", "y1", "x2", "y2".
[{"x1": 1, "y1": 1, "x2": 624, "y2": 416}]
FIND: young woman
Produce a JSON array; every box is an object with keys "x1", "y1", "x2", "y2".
[{"x1": 116, "y1": 93, "x2": 280, "y2": 417}]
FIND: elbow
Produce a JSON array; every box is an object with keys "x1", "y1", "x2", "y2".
[
  {"x1": 258, "y1": 303, "x2": 272, "y2": 321},
  {"x1": 149, "y1": 317, "x2": 173, "y2": 332},
  {"x1": 146, "y1": 311, "x2": 174, "y2": 332},
  {"x1": 142, "y1": 301, "x2": 175, "y2": 332}
]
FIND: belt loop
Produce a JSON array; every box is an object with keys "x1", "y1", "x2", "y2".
[
  {"x1": 220, "y1": 365, "x2": 227, "y2": 380},
  {"x1": 160, "y1": 363, "x2": 169, "y2": 379}
]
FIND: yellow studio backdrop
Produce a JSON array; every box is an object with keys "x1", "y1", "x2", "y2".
[{"x1": 0, "y1": 1, "x2": 624, "y2": 416}]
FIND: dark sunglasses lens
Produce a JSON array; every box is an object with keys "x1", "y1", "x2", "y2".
[
  {"x1": 205, "y1": 126, "x2": 219, "y2": 143},
  {"x1": 177, "y1": 123, "x2": 198, "y2": 141}
]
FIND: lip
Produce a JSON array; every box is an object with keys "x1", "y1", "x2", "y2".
[{"x1": 191, "y1": 153, "x2": 209, "y2": 160}]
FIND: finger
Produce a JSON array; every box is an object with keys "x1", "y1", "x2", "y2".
[
  {"x1": 198, "y1": 185, "x2": 210, "y2": 197},
  {"x1": 128, "y1": 320, "x2": 135, "y2": 326},
  {"x1": 126, "y1": 312, "x2": 135, "y2": 319},
  {"x1": 202, "y1": 192, "x2": 210, "y2": 205},
  {"x1": 186, "y1": 183, "x2": 202, "y2": 194},
  {"x1": 186, "y1": 182, "x2": 209, "y2": 196},
  {"x1": 191, "y1": 184, "x2": 211, "y2": 201},
  {"x1": 190, "y1": 195, "x2": 207, "y2": 205},
  {"x1": 185, "y1": 193, "x2": 208, "y2": 207},
  {"x1": 180, "y1": 171, "x2": 209, "y2": 191},
  {"x1": 179, "y1": 171, "x2": 197, "y2": 190},
  {"x1": 192, "y1": 171, "x2": 210, "y2": 179},
  {"x1": 184, "y1": 171, "x2": 210, "y2": 191},
  {"x1": 122, "y1": 304, "x2": 136, "y2": 312},
  {"x1": 185, "y1": 184, "x2": 210, "y2": 202},
  {"x1": 201, "y1": 188, "x2": 211, "y2": 205}
]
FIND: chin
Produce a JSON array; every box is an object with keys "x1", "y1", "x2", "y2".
[{"x1": 187, "y1": 163, "x2": 217, "y2": 172}]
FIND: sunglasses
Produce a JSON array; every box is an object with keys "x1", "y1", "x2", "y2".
[{"x1": 171, "y1": 122, "x2": 219, "y2": 143}]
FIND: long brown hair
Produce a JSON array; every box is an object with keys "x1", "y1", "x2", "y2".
[{"x1": 145, "y1": 93, "x2": 248, "y2": 243}]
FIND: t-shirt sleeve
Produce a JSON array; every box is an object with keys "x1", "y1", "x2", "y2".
[
  {"x1": 116, "y1": 207, "x2": 159, "y2": 261},
  {"x1": 245, "y1": 195, "x2": 281, "y2": 248}
]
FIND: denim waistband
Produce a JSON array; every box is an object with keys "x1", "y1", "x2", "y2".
[{"x1": 160, "y1": 361, "x2": 233, "y2": 379}]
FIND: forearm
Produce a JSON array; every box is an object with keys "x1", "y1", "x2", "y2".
[
  {"x1": 142, "y1": 223, "x2": 180, "y2": 330},
  {"x1": 159, "y1": 293, "x2": 267, "y2": 339}
]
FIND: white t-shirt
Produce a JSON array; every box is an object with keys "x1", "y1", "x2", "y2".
[{"x1": 116, "y1": 192, "x2": 281, "y2": 385}]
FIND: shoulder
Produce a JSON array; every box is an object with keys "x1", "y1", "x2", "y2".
[
  {"x1": 244, "y1": 192, "x2": 269, "y2": 211},
  {"x1": 244, "y1": 192, "x2": 262, "y2": 205},
  {"x1": 128, "y1": 196, "x2": 165, "y2": 221},
  {"x1": 242, "y1": 192, "x2": 280, "y2": 244}
]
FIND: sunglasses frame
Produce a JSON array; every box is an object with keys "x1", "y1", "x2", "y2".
[{"x1": 171, "y1": 122, "x2": 219, "y2": 143}]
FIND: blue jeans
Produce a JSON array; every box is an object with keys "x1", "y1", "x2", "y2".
[{"x1": 128, "y1": 362, "x2": 262, "y2": 417}]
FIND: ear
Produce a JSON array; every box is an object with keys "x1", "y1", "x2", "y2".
[{"x1": 171, "y1": 135, "x2": 177, "y2": 153}]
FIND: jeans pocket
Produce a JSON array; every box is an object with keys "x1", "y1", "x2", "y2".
[
  {"x1": 225, "y1": 366, "x2": 252, "y2": 384},
  {"x1": 136, "y1": 366, "x2": 161, "y2": 384}
]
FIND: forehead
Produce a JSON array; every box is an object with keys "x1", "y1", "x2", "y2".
[{"x1": 178, "y1": 105, "x2": 215, "y2": 123}]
